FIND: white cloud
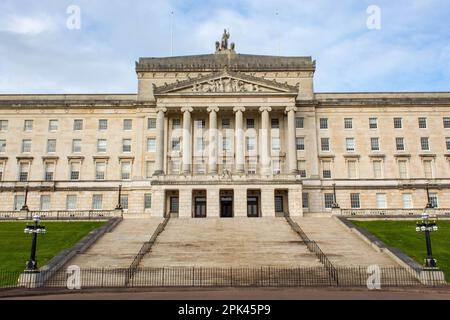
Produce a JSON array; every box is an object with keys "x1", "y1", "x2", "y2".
[{"x1": 0, "y1": 15, "x2": 56, "y2": 35}]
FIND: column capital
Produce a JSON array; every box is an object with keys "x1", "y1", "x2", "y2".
[
  {"x1": 285, "y1": 106, "x2": 298, "y2": 114},
  {"x1": 259, "y1": 106, "x2": 272, "y2": 113},
  {"x1": 233, "y1": 106, "x2": 246, "y2": 113},
  {"x1": 181, "y1": 106, "x2": 194, "y2": 113},
  {"x1": 156, "y1": 107, "x2": 167, "y2": 113},
  {"x1": 207, "y1": 106, "x2": 219, "y2": 113}
]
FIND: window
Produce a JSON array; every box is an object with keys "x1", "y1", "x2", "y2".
[
  {"x1": 22, "y1": 139, "x2": 31, "y2": 153},
  {"x1": 295, "y1": 117, "x2": 304, "y2": 129},
  {"x1": 398, "y1": 160, "x2": 408, "y2": 179},
  {"x1": 420, "y1": 137, "x2": 430, "y2": 151},
  {"x1": 73, "y1": 119, "x2": 83, "y2": 131},
  {"x1": 402, "y1": 194, "x2": 413, "y2": 209},
  {"x1": 271, "y1": 137, "x2": 280, "y2": 151},
  {"x1": 144, "y1": 194, "x2": 152, "y2": 209},
  {"x1": 319, "y1": 118, "x2": 328, "y2": 129},
  {"x1": 0, "y1": 162, "x2": 4, "y2": 181},
  {"x1": 429, "y1": 193, "x2": 438, "y2": 208},
  {"x1": 92, "y1": 195, "x2": 103, "y2": 210},
  {"x1": 14, "y1": 195, "x2": 25, "y2": 211},
  {"x1": 322, "y1": 161, "x2": 331, "y2": 179},
  {"x1": 222, "y1": 119, "x2": 230, "y2": 129},
  {"x1": 297, "y1": 160, "x2": 306, "y2": 178},
  {"x1": 120, "y1": 195, "x2": 129, "y2": 210},
  {"x1": 121, "y1": 161, "x2": 131, "y2": 180},
  {"x1": 350, "y1": 193, "x2": 360, "y2": 209},
  {"x1": 302, "y1": 193, "x2": 309, "y2": 208},
  {"x1": 196, "y1": 137, "x2": 205, "y2": 153},
  {"x1": 344, "y1": 118, "x2": 353, "y2": 129},
  {"x1": 246, "y1": 137, "x2": 256, "y2": 151},
  {"x1": 122, "y1": 139, "x2": 132, "y2": 153},
  {"x1": 47, "y1": 139, "x2": 56, "y2": 153},
  {"x1": 324, "y1": 193, "x2": 334, "y2": 209},
  {"x1": 146, "y1": 161, "x2": 155, "y2": 178},
  {"x1": 71, "y1": 139, "x2": 81, "y2": 153},
  {"x1": 196, "y1": 119, "x2": 205, "y2": 129},
  {"x1": 24, "y1": 120, "x2": 33, "y2": 131},
  {"x1": 446, "y1": 137, "x2": 450, "y2": 151},
  {"x1": 369, "y1": 118, "x2": 377, "y2": 129},
  {"x1": 70, "y1": 162, "x2": 81, "y2": 180},
  {"x1": 147, "y1": 138, "x2": 156, "y2": 152},
  {"x1": 222, "y1": 137, "x2": 231, "y2": 152},
  {"x1": 444, "y1": 117, "x2": 450, "y2": 129},
  {"x1": 0, "y1": 120, "x2": 8, "y2": 131},
  {"x1": 272, "y1": 159, "x2": 281, "y2": 175},
  {"x1": 123, "y1": 119, "x2": 132, "y2": 131},
  {"x1": 321, "y1": 138, "x2": 330, "y2": 151},
  {"x1": 66, "y1": 195, "x2": 77, "y2": 210},
  {"x1": 347, "y1": 160, "x2": 357, "y2": 178},
  {"x1": 296, "y1": 137, "x2": 305, "y2": 151},
  {"x1": 172, "y1": 118, "x2": 181, "y2": 129},
  {"x1": 40, "y1": 195, "x2": 51, "y2": 211},
  {"x1": 271, "y1": 118, "x2": 279, "y2": 129},
  {"x1": 418, "y1": 117, "x2": 427, "y2": 129},
  {"x1": 49, "y1": 120, "x2": 58, "y2": 131},
  {"x1": 0, "y1": 140, "x2": 6, "y2": 153},
  {"x1": 394, "y1": 117, "x2": 402, "y2": 129},
  {"x1": 371, "y1": 137, "x2": 380, "y2": 151},
  {"x1": 247, "y1": 159, "x2": 257, "y2": 175},
  {"x1": 345, "y1": 138, "x2": 355, "y2": 152},
  {"x1": 376, "y1": 193, "x2": 387, "y2": 209},
  {"x1": 423, "y1": 160, "x2": 433, "y2": 178},
  {"x1": 44, "y1": 162, "x2": 54, "y2": 181},
  {"x1": 172, "y1": 138, "x2": 181, "y2": 151},
  {"x1": 373, "y1": 160, "x2": 383, "y2": 178},
  {"x1": 170, "y1": 196, "x2": 179, "y2": 213},
  {"x1": 148, "y1": 118, "x2": 157, "y2": 129},
  {"x1": 395, "y1": 137, "x2": 405, "y2": 151},
  {"x1": 246, "y1": 119, "x2": 255, "y2": 129},
  {"x1": 98, "y1": 119, "x2": 108, "y2": 130},
  {"x1": 275, "y1": 196, "x2": 284, "y2": 212},
  {"x1": 95, "y1": 162, "x2": 106, "y2": 180},
  {"x1": 19, "y1": 162, "x2": 29, "y2": 182},
  {"x1": 97, "y1": 139, "x2": 107, "y2": 153}
]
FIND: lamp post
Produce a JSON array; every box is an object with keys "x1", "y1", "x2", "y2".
[
  {"x1": 332, "y1": 183, "x2": 340, "y2": 208},
  {"x1": 115, "y1": 184, "x2": 123, "y2": 210},
  {"x1": 21, "y1": 185, "x2": 29, "y2": 211},
  {"x1": 416, "y1": 210, "x2": 438, "y2": 268},
  {"x1": 24, "y1": 215, "x2": 46, "y2": 271}
]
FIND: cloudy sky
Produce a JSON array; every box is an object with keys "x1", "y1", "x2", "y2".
[{"x1": 0, "y1": 0, "x2": 449, "y2": 94}]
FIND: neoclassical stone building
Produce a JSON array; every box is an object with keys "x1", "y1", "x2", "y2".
[{"x1": 1, "y1": 37, "x2": 450, "y2": 217}]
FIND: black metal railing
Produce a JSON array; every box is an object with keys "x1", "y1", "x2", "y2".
[
  {"x1": 0, "y1": 210, "x2": 122, "y2": 220},
  {"x1": 1, "y1": 266, "x2": 439, "y2": 289},
  {"x1": 284, "y1": 214, "x2": 339, "y2": 284}
]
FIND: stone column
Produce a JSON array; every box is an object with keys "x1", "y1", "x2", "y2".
[
  {"x1": 181, "y1": 107, "x2": 193, "y2": 174},
  {"x1": 207, "y1": 106, "x2": 219, "y2": 174},
  {"x1": 259, "y1": 106, "x2": 272, "y2": 175},
  {"x1": 233, "y1": 106, "x2": 245, "y2": 174},
  {"x1": 154, "y1": 107, "x2": 167, "y2": 175},
  {"x1": 285, "y1": 106, "x2": 298, "y2": 174}
]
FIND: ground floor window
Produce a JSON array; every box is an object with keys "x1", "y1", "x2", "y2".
[
  {"x1": 92, "y1": 194, "x2": 103, "y2": 210},
  {"x1": 324, "y1": 193, "x2": 334, "y2": 209},
  {"x1": 429, "y1": 193, "x2": 439, "y2": 208},
  {"x1": 170, "y1": 196, "x2": 179, "y2": 213},
  {"x1": 66, "y1": 195, "x2": 77, "y2": 210},
  {"x1": 14, "y1": 195, "x2": 25, "y2": 211},
  {"x1": 376, "y1": 193, "x2": 387, "y2": 209},
  {"x1": 350, "y1": 193, "x2": 360, "y2": 209},
  {"x1": 275, "y1": 196, "x2": 283, "y2": 212},
  {"x1": 302, "y1": 193, "x2": 309, "y2": 208},
  {"x1": 120, "y1": 194, "x2": 129, "y2": 210},
  {"x1": 402, "y1": 193, "x2": 413, "y2": 209},
  {"x1": 40, "y1": 195, "x2": 51, "y2": 211},
  {"x1": 144, "y1": 194, "x2": 152, "y2": 209}
]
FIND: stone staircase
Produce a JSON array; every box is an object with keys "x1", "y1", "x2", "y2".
[{"x1": 139, "y1": 217, "x2": 322, "y2": 268}]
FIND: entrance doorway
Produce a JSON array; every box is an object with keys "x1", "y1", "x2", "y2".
[
  {"x1": 247, "y1": 189, "x2": 261, "y2": 217},
  {"x1": 220, "y1": 190, "x2": 234, "y2": 218},
  {"x1": 274, "y1": 189, "x2": 288, "y2": 217},
  {"x1": 165, "y1": 190, "x2": 180, "y2": 217},
  {"x1": 194, "y1": 196, "x2": 207, "y2": 218}
]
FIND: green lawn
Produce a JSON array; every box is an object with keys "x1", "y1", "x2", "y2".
[
  {"x1": 0, "y1": 221, "x2": 105, "y2": 274},
  {"x1": 351, "y1": 220, "x2": 450, "y2": 281}
]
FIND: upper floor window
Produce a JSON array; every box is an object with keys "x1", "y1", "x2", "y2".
[
  {"x1": 147, "y1": 138, "x2": 156, "y2": 152},
  {"x1": 271, "y1": 137, "x2": 280, "y2": 151},
  {"x1": 72, "y1": 139, "x2": 82, "y2": 153},
  {"x1": 0, "y1": 140, "x2": 6, "y2": 153},
  {"x1": 98, "y1": 119, "x2": 108, "y2": 131},
  {"x1": 222, "y1": 137, "x2": 232, "y2": 152},
  {"x1": 393, "y1": 117, "x2": 402, "y2": 129},
  {"x1": 319, "y1": 118, "x2": 328, "y2": 129},
  {"x1": 296, "y1": 137, "x2": 305, "y2": 151},
  {"x1": 321, "y1": 138, "x2": 330, "y2": 152},
  {"x1": 22, "y1": 139, "x2": 32, "y2": 153},
  {"x1": 418, "y1": 117, "x2": 427, "y2": 129},
  {"x1": 121, "y1": 161, "x2": 132, "y2": 180},
  {"x1": 24, "y1": 120, "x2": 33, "y2": 132},
  {"x1": 369, "y1": 118, "x2": 378, "y2": 129},
  {"x1": 122, "y1": 139, "x2": 132, "y2": 153},
  {"x1": 70, "y1": 162, "x2": 81, "y2": 180},
  {"x1": 344, "y1": 118, "x2": 353, "y2": 129},
  {"x1": 446, "y1": 137, "x2": 450, "y2": 151},
  {"x1": 171, "y1": 138, "x2": 181, "y2": 151},
  {"x1": 347, "y1": 160, "x2": 357, "y2": 178},
  {"x1": 73, "y1": 119, "x2": 83, "y2": 131},
  {"x1": 0, "y1": 120, "x2": 8, "y2": 131},
  {"x1": 444, "y1": 117, "x2": 450, "y2": 129},
  {"x1": 345, "y1": 138, "x2": 355, "y2": 152},
  {"x1": 398, "y1": 160, "x2": 408, "y2": 179},
  {"x1": 123, "y1": 119, "x2": 133, "y2": 131},
  {"x1": 97, "y1": 139, "x2": 107, "y2": 153},
  {"x1": 322, "y1": 161, "x2": 332, "y2": 179},
  {"x1": 148, "y1": 118, "x2": 157, "y2": 129},
  {"x1": 395, "y1": 137, "x2": 405, "y2": 151},
  {"x1": 246, "y1": 137, "x2": 256, "y2": 151},
  {"x1": 246, "y1": 119, "x2": 255, "y2": 129},
  {"x1": 172, "y1": 118, "x2": 181, "y2": 129},
  {"x1": 44, "y1": 162, "x2": 55, "y2": 181},
  {"x1": 222, "y1": 119, "x2": 231, "y2": 129},
  {"x1": 423, "y1": 159, "x2": 433, "y2": 178},
  {"x1": 95, "y1": 162, "x2": 106, "y2": 180},
  {"x1": 196, "y1": 137, "x2": 205, "y2": 153},
  {"x1": 370, "y1": 137, "x2": 380, "y2": 151},
  {"x1": 372, "y1": 160, "x2": 383, "y2": 178},
  {"x1": 196, "y1": 119, "x2": 206, "y2": 129},
  {"x1": 295, "y1": 117, "x2": 304, "y2": 129},
  {"x1": 48, "y1": 120, "x2": 59, "y2": 131},
  {"x1": 420, "y1": 137, "x2": 430, "y2": 151},
  {"x1": 297, "y1": 160, "x2": 307, "y2": 178},
  {"x1": 18, "y1": 162, "x2": 29, "y2": 182},
  {"x1": 271, "y1": 118, "x2": 279, "y2": 129},
  {"x1": 47, "y1": 139, "x2": 56, "y2": 153}
]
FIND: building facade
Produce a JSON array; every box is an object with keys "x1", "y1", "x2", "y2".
[{"x1": 1, "y1": 39, "x2": 450, "y2": 217}]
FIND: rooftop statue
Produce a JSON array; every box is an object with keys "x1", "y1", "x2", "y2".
[{"x1": 215, "y1": 29, "x2": 235, "y2": 53}]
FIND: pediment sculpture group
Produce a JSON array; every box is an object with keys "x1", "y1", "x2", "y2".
[{"x1": 192, "y1": 78, "x2": 261, "y2": 93}]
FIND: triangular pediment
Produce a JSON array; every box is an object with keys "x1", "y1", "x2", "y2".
[{"x1": 153, "y1": 71, "x2": 298, "y2": 95}]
